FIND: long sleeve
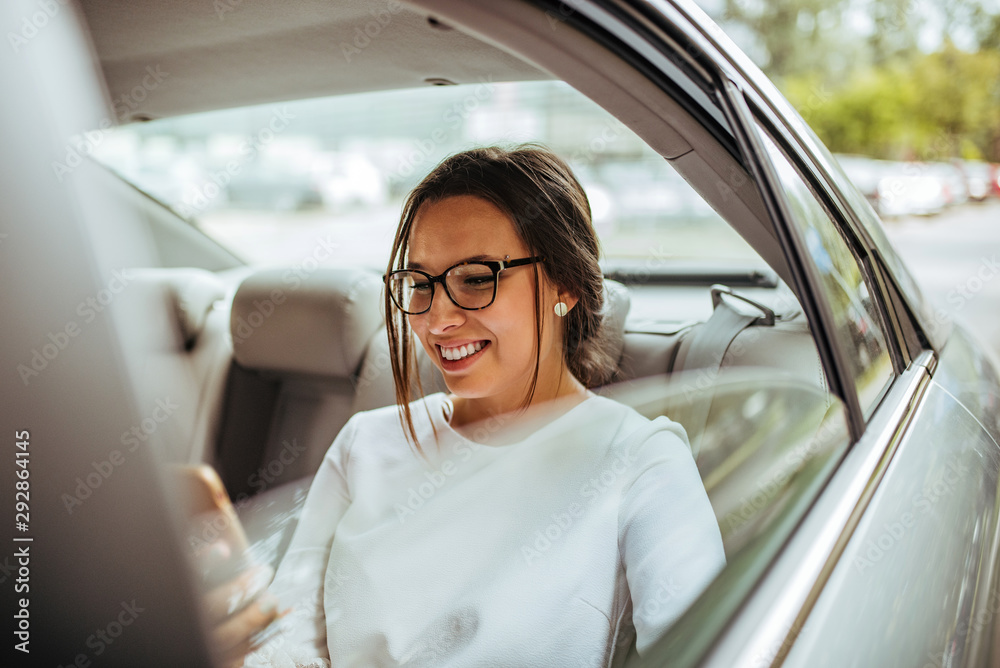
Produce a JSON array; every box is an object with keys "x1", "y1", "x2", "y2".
[
  {"x1": 617, "y1": 417, "x2": 726, "y2": 656},
  {"x1": 245, "y1": 415, "x2": 358, "y2": 667}
]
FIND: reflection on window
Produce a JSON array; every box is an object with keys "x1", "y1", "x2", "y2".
[
  {"x1": 759, "y1": 131, "x2": 894, "y2": 417},
  {"x1": 631, "y1": 370, "x2": 850, "y2": 664},
  {"x1": 92, "y1": 81, "x2": 759, "y2": 268}
]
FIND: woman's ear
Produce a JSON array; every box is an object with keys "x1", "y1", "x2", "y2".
[
  {"x1": 556, "y1": 291, "x2": 580, "y2": 314},
  {"x1": 543, "y1": 275, "x2": 579, "y2": 314}
]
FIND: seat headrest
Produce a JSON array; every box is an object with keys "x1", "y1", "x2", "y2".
[
  {"x1": 130, "y1": 268, "x2": 226, "y2": 347},
  {"x1": 231, "y1": 268, "x2": 383, "y2": 378},
  {"x1": 602, "y1": 279, "x2": 630, "y2": 367}
]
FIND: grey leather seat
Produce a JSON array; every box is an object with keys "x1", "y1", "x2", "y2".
[
  {"x1": 124, "y1": 267, "x2": 229, "y2": 464},
  {"x1": 216, "y1": 267, "x2": 384, "y2": 499}
]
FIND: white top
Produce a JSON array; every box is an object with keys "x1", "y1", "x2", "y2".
[{"x1": 246, "y1": 393, "x2": 725, "y2": 668}]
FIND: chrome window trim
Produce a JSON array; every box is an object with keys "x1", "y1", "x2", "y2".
[
  {"x1": 916, "y1": 348, "x2": 938, "y2": 376},
  {"x1": 699, "y1": 352, "x2": 934, "y2": 667},
  {"x1": 743, "y1": 95, "x2": 921, "y2": 374},
  {"x1": 715, "y1": 79, "x2": 865, "y2": 440}
]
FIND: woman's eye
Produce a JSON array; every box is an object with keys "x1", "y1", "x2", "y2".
[
  {"x1": 410, "y1": 281, "x2": 432, "y2": 293},
  {"x1": 463, "y1": 275, "x2": 494, "y2": 289}
]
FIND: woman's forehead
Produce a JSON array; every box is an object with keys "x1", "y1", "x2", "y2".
[{"x1": 408, "y1": 195, "x2": 528, "y2": 267}]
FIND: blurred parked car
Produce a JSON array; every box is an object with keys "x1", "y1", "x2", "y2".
[
  {"x1": 962, "y1": 160, "x2": 998, "y2": 201},
  {"x1": 312, "y1": 152, "x2": 388, "y2": 211},
  {"x1": 837, "y1": 156, "x2": 954, "y2": 217},
  {"x1": 834, "y1": 154, "x2": 881, "y2": 208},
  {"x1": 928, "y1": 161, "x2": 969, "y2": 206},
  {"x1": 876, "y1": 162, "x2": 949, "y2": 217},
  {"x1": 225, "y1": 163, "x2": 324, "y2": 212}
]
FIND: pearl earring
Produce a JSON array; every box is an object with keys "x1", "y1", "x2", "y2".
[{"x1": 554, "y1": 302, "x2": 568, "y2": 317}]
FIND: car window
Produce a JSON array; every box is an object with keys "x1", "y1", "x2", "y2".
[
  {"x1": 631, "y1": 372, "x2": 850, "y2": 666},
  {"x1": 798, "y1": 125, "x2": 945, "y2": 350},
  {"x1": 92, "y1": 81, "x2": 760, "y2": 272},
  {"x1": 757, "y1": 129, "x2": 895, "y2": 418}
]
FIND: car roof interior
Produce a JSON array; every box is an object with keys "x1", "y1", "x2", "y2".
[{"x1": 79, "y1": 0, "x2": 548, "y2": 120}]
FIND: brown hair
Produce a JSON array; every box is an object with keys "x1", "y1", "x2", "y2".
[{"x1": 385, "y1": 144, "x2": 613, "y2": 450}]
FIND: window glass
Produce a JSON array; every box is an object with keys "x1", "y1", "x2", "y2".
[
  {"x1": 92, "y1": 81, "x2": 760, "y2": 270},
  {"x1": 758, "y1": 130, "x2": 894, "y2": 416},
  {"x1": 633, "y1": 373, "x2": 849, "y2": 665}
]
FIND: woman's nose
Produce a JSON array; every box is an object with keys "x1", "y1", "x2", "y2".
[{"x1": 425, "y1": 283, "x2": 465, "y2": 333}]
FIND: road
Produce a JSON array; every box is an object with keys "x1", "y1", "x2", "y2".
[{"x1": 882, "y1": 199, "x2": 1000, "y2": 362}]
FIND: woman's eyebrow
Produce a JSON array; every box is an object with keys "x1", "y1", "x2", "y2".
[{"x1": 406, "y1": 254, "x2": 494, "y2": 270}]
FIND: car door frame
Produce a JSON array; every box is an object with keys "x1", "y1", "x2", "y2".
[{"x1": 590, "y1": 2, "x2": 987, "y2": 666}]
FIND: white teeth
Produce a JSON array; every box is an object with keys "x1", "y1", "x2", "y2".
[{"x1": 441, "y1": 342, "x2": 485, "y2": 361}]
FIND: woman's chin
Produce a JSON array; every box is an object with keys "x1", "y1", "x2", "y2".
[{"x1": 442, "y1": 381, "x2": 491, "y2": 400}]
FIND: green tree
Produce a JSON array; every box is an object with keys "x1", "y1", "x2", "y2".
[
  {"x1": 718, "y1": 0, "x2": 850, "y2": 79},
  {"x1": 783, "y1": 45, "x2": 1000, "y2": 161},
  {"x1": 866, "y1": 0, "x2": 921, "y2": 65}
]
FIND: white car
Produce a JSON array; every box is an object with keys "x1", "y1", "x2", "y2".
[{"x1": 4, "y1": 1, "x2": 1000, "y2": 667}]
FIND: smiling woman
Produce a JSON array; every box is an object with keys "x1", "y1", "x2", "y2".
[
  {"x1": 15, "y1": 0, "x2": 1000, "y2": 665},
  {"x1": 387, "y1": 146, "x2": 609, "y2": 439},
  {"x1": 244, "y1": 146, "x2": 726, "y2": 667}
]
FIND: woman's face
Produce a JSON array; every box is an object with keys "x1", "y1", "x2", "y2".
[{"x1": 405, "y1": 195, "x2": 574, "y2": 416}]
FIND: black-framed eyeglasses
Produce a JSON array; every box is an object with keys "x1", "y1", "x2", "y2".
[{"x1": 385, "y1": 256, "x2": 545, "y2": 315}]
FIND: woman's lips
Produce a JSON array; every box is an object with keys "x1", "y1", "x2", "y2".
[
  {"x1": 437, "y1": 340, "x2": 490, "y2": 370},
  {"x1": 439, "y1": 340, "x2": 485, "y2": 361}
]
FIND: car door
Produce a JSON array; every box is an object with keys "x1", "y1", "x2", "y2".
[
  {"x1": 685, "y1": 32, "x2": 1000, "y2": 667},
  {"x1": 742, "y1": 95, "x2": 1000, "y2": 668}
]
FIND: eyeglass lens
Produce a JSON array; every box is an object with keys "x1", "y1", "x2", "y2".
[{"x1": 389, "y1": 263, "x2": 496, "y2": 313}]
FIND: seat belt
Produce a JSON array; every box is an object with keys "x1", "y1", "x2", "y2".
[{"x1": 674, "y1": 285, "x2": 776, "y2": 456}]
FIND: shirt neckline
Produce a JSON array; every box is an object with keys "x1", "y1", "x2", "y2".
[{"x1": 428, "y1": 392, "x2": 604, "y2": 449}]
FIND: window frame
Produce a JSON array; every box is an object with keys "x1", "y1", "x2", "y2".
[
  {"x1": 748, "y1": 117, "x2": 899, "y2": 419},
  {"x1": 712, "y1": 80, "x2": 869, "y2": 441},
  {"x1": 552, "y1": 0, "x2": 907, "y2": 441}
]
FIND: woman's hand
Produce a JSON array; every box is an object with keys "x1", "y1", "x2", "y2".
[
  {"x1": 171, "y1": 466, "x2": 289, "y2": 666},
  {"x1": 194, "y1": 537, "x2": 290, "y2": 667},
  {"x1": 204, "y1": 564, "x2": 284, "y2": 668}
]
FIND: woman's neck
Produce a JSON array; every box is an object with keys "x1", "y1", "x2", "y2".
[{"x1": 447, "y1": 367, "x2": 590, "y2": 440}]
